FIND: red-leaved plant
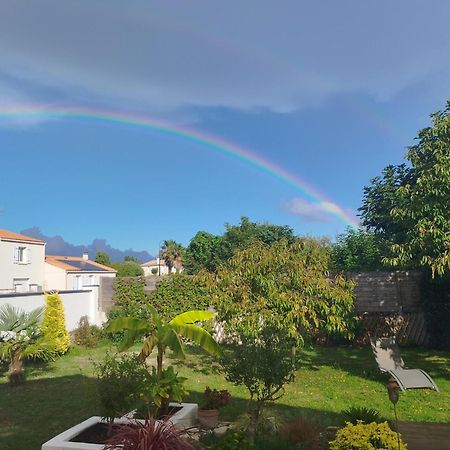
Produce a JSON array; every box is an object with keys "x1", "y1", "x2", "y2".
[{"x1": 103, "y1": 418, "x2": 195, "y2": 450}]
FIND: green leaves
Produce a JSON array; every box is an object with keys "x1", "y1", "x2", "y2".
[{"x1": 169, "y1": 309, "x2": 214, "y2": 325}]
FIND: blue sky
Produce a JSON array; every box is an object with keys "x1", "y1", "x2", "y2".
[{"x1": 1, "y1": 1, "x2": 450, "y2": 255}]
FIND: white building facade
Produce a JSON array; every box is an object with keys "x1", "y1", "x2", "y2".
[
  {"x1": 45, "y1": 253, "x2": 116, "y2": 291},
  {"x1": 0, "y1": 229, "x2": 46, "y2": 293}
]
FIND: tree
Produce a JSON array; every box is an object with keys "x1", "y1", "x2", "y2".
[
  {"x1": 111, "y1": 261, "x2": 144, "y2": 277},
  {"x1": 160, "y1": 240, "x2": 184, "y2": 274},
  {"x1": 184, "y1": 231, "x2": 222, "y2": 274},
  {"x1": 124, "y1": 255, "x2": 140, "y2": 263},
  {"x1": 331, "y1": 228, "x2": 389, "y2": 272},
  {"x1": 95, "y1": 251, "x2": 112, "y2": 266},
  {"x1": 207, "y1": 239, "x2": 355, "y2": 441},
  {"x1": 40, "y1": 292, "x2": 70, "y2": 354},
  {"x1": 360, "y1": 102, "x2": 450, "y2": 277},
  {"x1": 217, "y1": 216, "x2": 296, "y2": 265},
  {"x1": 210, "y1": 239, "x2": 355, "y2": 341},
  {"x1": 0, "y1": 304, "x2": 52, "y2": 385}
]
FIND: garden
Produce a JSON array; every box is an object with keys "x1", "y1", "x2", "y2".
[{"x1": 1, "y1": 103, "x2": 450, "y2": 449}]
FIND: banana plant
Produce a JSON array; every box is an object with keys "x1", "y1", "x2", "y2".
[{"x1": 106, "y1": 305, "x2": 221, "y2": 377}]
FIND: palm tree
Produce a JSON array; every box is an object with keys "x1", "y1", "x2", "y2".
[
  {"x1": 106, "y1": 305, "x2": 221, "y2": 377},
  {"x1": 0, "y1": 304, "x2": 51, "y2": 385},
  {"x1": 160, "y1": 240, "x2": 184, "y2": 274}
]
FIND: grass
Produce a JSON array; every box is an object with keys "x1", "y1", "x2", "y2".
[{"x1": 0, "y1": 343, "x2": 449, "y2": 450}]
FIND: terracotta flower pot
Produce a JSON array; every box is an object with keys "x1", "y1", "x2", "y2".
[{"x1": 198, "y1": 409, "x2": 220, "y2": 428}]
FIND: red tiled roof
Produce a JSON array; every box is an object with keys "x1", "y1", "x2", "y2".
[
  {"x1": 45, "y1": 255, "x2": 116, "y2": 272},
  {"x1": 0, "y1": 229, "x2": 45, "y2": 244}
]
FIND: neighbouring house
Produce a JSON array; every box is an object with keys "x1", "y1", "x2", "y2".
[
  {"x1": 141, "y1": 257, "x2": 176, "y2": 276},
  {"x1": 45, "y1": 252, "x2": 116, "y2": 291},
  {"x1": 0, "y1": 229, "x2": 46, "y2": 293}
]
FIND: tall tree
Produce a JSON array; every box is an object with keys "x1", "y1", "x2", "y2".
[
  {"x1": 360, "y1": 101, "x2": 450, "y2": 277},
  {"x1": 184, "y1": 231, "x2": 222, "y2": 274},
  {"x1": 160, "y1": 240, "x2": 184, "y2": 274},
  {"x1": 95, "y1": 251, "x2": 112, "y2": 266}
]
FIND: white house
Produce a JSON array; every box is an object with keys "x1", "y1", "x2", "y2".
[
  {"x1": 141, "y1": 258, "x2": 176, "y2": 276},
  {"x1": 45, "y1": 252, "x2": 116, "y2": 291},
  {"x1": 0, "y1": 229, "x2": 46, "y2": 293}
]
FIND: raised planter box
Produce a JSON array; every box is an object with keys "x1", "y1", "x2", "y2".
[{"x1": 41, "y1": 403, "x2": 198, "y2": 450}]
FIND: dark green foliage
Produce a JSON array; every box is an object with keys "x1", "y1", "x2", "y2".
[
  {"x1": 151, "y1": 267, "x2": 158, "y2": 275},
  {"x1": 94, "y1": 353, "x2": 150, "y2": 423},
  {"x1": 107, "y1": 277, "x2": 151, "y2": 341},
  {"x1": 360, "y1": 102, "x2": 450, "y2": 277},
  {"x1": 111, "y1": 261, "x2": 144, "y2": 277},
  {"x1": 200, "y1": 429, "x2": 256, "y2": 450},
  {"x1": 359, "y1": 164, "x2": 414, "y2": 245},
  {"x1": 148, "y1": 273, "x2": 210, "y2": 321},
  {"x1": 124, "y1": 255, "x2": 140, "y2": 263},
  {"x1": 220, "y1": 328, "x2": 299, "y2": 443},
  {"x1": 201, "y1": 387, "x2": 231, "y2": 410},
  {"x1": 72, "y1": 316, "x2": 102, "y2": 348},
  {"x1": 421, "y1": 273, "x2": 450, "y2": 349},
  {"x1": 217, "y1": 217, "x2": 296, "y2": 267},
  {"x1": 341, "y1": 407, "x2": 385, "y2": 425},
  {"x1": 184, "y1": 231, "x2": 222, "y2": 274},
  {"x1": 331, "y1": 228, "x2": 389, "y2": 272},
  {"x1": 95, "y1": 251, "x2": 112, "y2": 266}
]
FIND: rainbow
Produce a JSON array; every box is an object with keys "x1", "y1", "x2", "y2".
[{"x1": 0, "y1": 104, "x2": 359, "y2": 228}]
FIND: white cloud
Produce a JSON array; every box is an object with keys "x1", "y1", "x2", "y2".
[
  {"x1": 0, "y1": 1, "x2": 449, "y2": 114},
  {"x1": 285, "y1": 198, "x2": 333, "y2": 222}
]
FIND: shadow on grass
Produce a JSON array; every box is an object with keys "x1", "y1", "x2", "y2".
[{"x1": 0, "y1": 372, "x2": 345, "y2": 450}]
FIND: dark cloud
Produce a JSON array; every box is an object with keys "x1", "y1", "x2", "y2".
[
  {"x1": 1, "y1": 1, "x2": 450, "y2": 114},
  {"x1": 21, "y1": 227, "x2": 153, "y2": 263}
]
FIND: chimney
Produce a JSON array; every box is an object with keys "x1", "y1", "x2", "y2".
[{"x1": 82, "y1": 251, "x2": 89, "y2": 260}]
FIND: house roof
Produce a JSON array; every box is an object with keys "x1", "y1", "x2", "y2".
[
  {"x1": 141, "y1": 259, "x2": 165, "y2": 267},
  {"x1": 45, "y1": 255, "x2": 117, "y2": 273},
  {"x1": 0, "y1": 229, "x2": 45, "y2": 244}
]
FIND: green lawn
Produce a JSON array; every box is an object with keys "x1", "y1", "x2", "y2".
[{"x1": 1, "y1": 343, "x2": 449, "y2": 450}]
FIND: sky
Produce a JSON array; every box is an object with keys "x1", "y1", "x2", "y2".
[{"x1": 1, "y1": 1, "x2": 450, "y2": 256}]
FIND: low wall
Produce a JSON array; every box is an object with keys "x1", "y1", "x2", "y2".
[{"x1": 0, "y1": 287, "x2": 104, "y2": 331}]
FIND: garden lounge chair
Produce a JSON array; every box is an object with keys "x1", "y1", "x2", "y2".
[{"x1": 370, "y1": 337, "x2": 439, "y2": 392}]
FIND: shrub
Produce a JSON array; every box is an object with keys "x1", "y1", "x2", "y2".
[
  {"x1": 73, "y1": 316, "x2": 102, "y2": 347},
  {"x1": 41, "y1": 292, "x2": 70, "y2": 354},
  {"x1": 200, "y1": 429, "x2": 256, "y2": 450},
  {"x1": 112, "y1": 261, "x2": 144, "y2": 277},
  {"x1": 148, "y1": 273, "x2": 210, "y2": 321},
  {"x1": 341, "y1": 407, "x2": 385, "y2": 425},
  {"x1": 282, "y1": 417, "x2": 323, "y2": 448},
  {"x1": 201, "y1": 387, "x2": 231, "y2": 410},
  {"x1": 95, "y1": 353, "x2": 150, "y2": 423},
  {"x1": 329, "y1": 422, "x2": 406, "y2": 450},
  {"x1": 151, "y1": 267, "x2": 158, "y2": 275},
  {"x1": 104, "y1": 418, "x2": 195, "y2": 450}
]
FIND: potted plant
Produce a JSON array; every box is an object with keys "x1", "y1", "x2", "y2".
[{"x1": 198, "y1": 387, "x2": 231, "y2": 428}]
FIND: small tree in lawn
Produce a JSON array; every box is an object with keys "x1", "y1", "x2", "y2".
[
  {"x1": 208, "y1": 239, "x2": 355, "y2": 443},
  {"x1": 41, "y1": 292, "x2": 70, "y2": 354}
]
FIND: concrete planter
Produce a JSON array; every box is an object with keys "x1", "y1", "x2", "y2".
[
  {"x1": 198, "y1": 409, "x2": 220, "y2": 429},
  {"x1": 41, "y1": 403, "x2": 198, "y2": 450}
]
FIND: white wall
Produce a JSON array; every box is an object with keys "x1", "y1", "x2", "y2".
[
  {"x1": 44, "y1": 262, "x2": 67, "y2": 291},
  {"x1": 66, "y1": 272, "x2": 116, "y2": 290},
  {"x1": 0, "y1": 287, "x2": 104, "y2": 331},
  {"x1": 0, "y1": 240, "x2": 45, "y2": 292}
]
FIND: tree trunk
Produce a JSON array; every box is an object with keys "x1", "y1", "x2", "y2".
[
  {"x1": 248, "y1": 401, "x2": 261, "y2": 445},
  {"x1": 9, "y1": 351, "x2": 25, "y2": 386}
]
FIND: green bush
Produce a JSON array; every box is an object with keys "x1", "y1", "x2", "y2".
[
  {"x1": 94, "y1": 353, "x2": 150, "y2": 423},
  {"x1": 111, "y1": 261, "x2": 144, "y2": 277},
  {"x1": 151, "y1": 267, "x2": 158, "y2": 275},
  {"x1": 200, "y1": 429, "x2": 256, "y2": 450},
  {"x1": 72, "y1": 316, "x2": 102, "y2": 347},
  {"x1": 148, "y1": 274, "x2": 210, "y2": 320},
  {"x1": 330, "y1": 422, "x2": 406, "y2": 450},
  {"x1": 341, "y1": 407, "x2": 385, "y2": 425},
  {"x1": 41, "y1": 292, "x2": 70, "y2": 354}
]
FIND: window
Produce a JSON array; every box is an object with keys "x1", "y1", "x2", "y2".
[
  {"x1": 14, "y1": 246, "x2": 30, "y2": 264},
  {"x1": 73, "y1": 275, "x2": 82, "y2": 290}
]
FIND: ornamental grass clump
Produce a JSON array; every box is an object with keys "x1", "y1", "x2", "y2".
[
  {"x1": 41, "y1": 292, "x2": 70, "y2": 354},
  {"x1": 329, "y1": 422, "x2": 407, "y2": 450},
  {"x1": 103, "y1": 418, "x2": 195, "y2": 450}
]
